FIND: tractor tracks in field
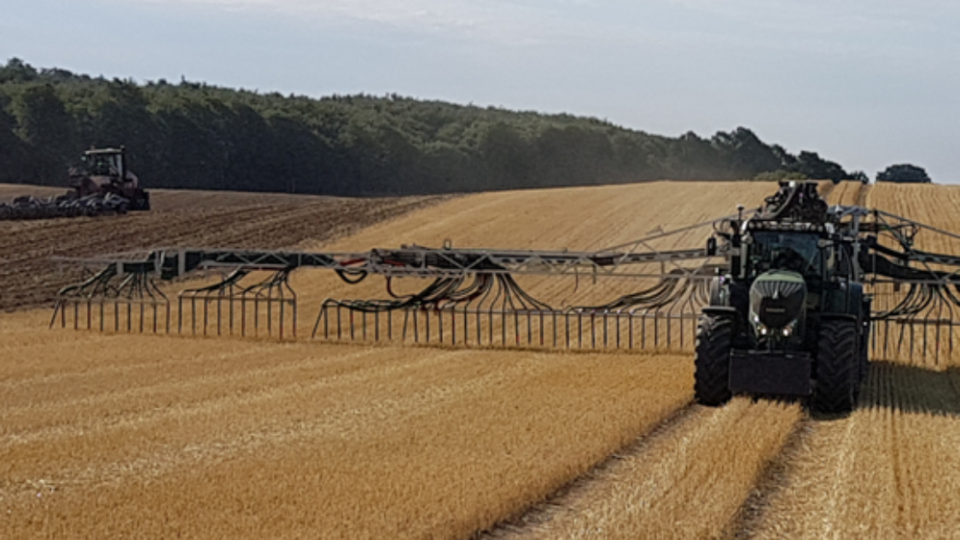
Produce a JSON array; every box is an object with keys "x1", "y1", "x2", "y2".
[
  {"x1": 737, "y1": 364, "x2": 960, "y2": 538},
  {"x1": 476, "y1": 401, "x2": 698, "y2": 539},
  {"x1": 481, "y1": 399, "x2": 809, "y2": 540},
  {"x1": 720, "y1": 417, "x2": 812, "y2": 539},
  {"x1": 820, "y1": 180, "x2": 870, "y2": 209},
  {"x1": 856, "y1": 183, "x2": 871, "y2": 207}
]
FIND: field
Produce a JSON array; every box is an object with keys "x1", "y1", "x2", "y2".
[
  {"x1": 3, "y1": 180, "x2": 960, "y2": 538},
  {"x1": 0, "y1": 184, "x2": 441, "y2": 311}
]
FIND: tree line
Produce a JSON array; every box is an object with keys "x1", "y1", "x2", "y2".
[{"x1": 0, "y1": 58, "x2": 888, "y2": 197}]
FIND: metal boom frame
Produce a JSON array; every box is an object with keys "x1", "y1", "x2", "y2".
[{"x1": 48, "y1": 201, "x2": 960, "y2": 363}]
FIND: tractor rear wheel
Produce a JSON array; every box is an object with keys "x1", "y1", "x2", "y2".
[
  {"x1": 813, "y1": 319, "x2": 858, "y2": 415},
  {"x1": 694, "y1": 313, "x2": 733, "y2": 406}
]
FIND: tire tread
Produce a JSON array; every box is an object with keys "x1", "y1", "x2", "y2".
[
  {"x1": 694, "y1": 314, "x2": 733, "y2": 406},
  {"x1": 813, "y1": 319, "x2": 857, "y2": 415}
]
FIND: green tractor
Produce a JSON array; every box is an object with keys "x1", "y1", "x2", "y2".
[{"x1": 695, "y1": 181, "x2": 870, "y2": 415}]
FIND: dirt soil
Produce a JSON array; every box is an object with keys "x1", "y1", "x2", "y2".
[{"x1": 0, "y1": 185, "x2": 443, "y2": 311}]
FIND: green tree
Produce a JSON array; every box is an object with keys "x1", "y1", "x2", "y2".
[
  {"x1": 711, "y1": 127, "x2": 781, "y2": 179},
  {"x1": 0, "y1": 93, "x2": 30, "y2": 183},
  {"x1": 476, "y1": 121, "x2": 531, "y2": 190},
  {"x1": 849, "y1": 170, "x2": 869, "y2": 183},
  {"x1": 82, "y1": 80, "x2": 161, "y2": 180},
  {"x1": 877, "y1": 164, "x2": 931, "y2": 184},
  {"x1": 787, "y1": 151, "x2": 848, "y2": 182},
  {"x1": 0, "y1": 57, "x2": 862, "y2": 196},
  {"x1": 13, "y1": 84, "x2": 76, "y2": 184},
  {"x1": 0, "y1": 58, "x2": 38, "y2": 83},
  {"x1": 753, "y1": 170, "x2": 808, "y2": 181},
  {"x1": 267, "y1": 114, "x2": 328, "y2": 194},
  {"x1": 660, "y1": 132, "x2": 723, "y2": 179}
]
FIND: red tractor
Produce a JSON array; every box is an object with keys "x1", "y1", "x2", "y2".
[
  {"x1": 68, "y1": 147, "x2": 150, "y2": 211},
  {"x1": 0, "y1": 147, "x2": 150, "y2": 220}
]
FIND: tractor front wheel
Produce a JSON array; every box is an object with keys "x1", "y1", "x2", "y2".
[
  {"x1": 694, "y1": 313, "x2": 733, "y2": 406},
  {"x1": 813, "y1": 319, "x2": 858, "y2": 415}
]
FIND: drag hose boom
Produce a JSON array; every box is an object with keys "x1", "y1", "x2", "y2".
[{"x1": 49, "y1": 181, "x2": 960, "y2": 411}]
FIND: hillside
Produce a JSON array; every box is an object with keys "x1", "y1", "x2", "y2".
[{"x1": 0, "y1": 58, "x2": 855, "y2": 196}]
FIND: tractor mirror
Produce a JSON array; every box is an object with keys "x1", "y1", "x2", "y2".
[{"x1": 706, "y1": 237, "x2": 718, "y2": 256}]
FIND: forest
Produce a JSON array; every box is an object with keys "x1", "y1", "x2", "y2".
[{"x1": 0, "y1": 58, "x2": 859, "y2": 196}]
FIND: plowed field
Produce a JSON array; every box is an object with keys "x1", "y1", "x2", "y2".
[
  {"x1": 3, "y1": 180, "x2": 960, "y2": 539},
  {"x1": 0, "y1": 184, "x2": 441, "y2": 311}
]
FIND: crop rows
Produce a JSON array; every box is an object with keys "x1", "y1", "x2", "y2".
[{"x1": 1, "y1": 310, "x2": 693, "y2": 538}]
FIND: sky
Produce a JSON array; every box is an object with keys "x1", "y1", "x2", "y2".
[{"x1": 1, "y1": 0, "x2": 958, "y2": 182}]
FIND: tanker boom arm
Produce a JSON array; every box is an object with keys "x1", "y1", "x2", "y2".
[
  {"x1": 56, "y1": 244, "x2": 719, "y2": 284},
  {"x1": 55, "y1": 210, "x2": 960, "y2": 288},
  {"x1": 861, "y1": 240, "x2": 960, "y2": 284},
  {"x1": 369, "y1": 245, "x2": 713, "y2": 277},
  {"x1": 854, "y1": 208, "x2": 960, "y2": 285},
  {"x1": 56, "y1": 210, "x2": 734, "y2": 284}
]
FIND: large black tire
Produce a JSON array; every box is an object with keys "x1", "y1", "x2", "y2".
[
  {"x1": 694, "y1": 314, "x2": 733, "y2": 406},
  {"x1": 813, "y1": 319, "x2": 858, "y2": 415},
  {"x1": 133, "y1": 192, "x2": 150, "y2": 211}
]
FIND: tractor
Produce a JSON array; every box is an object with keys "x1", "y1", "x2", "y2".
[
  {"x1": 68, "y1": 147, "x2": 150, "y2": 211},
  {"x1": 0, "y1": 146, "x2": 149, "y2": 220},
  {"x1": 695, "y1": 182, "x2": 869, "y2": 414}
]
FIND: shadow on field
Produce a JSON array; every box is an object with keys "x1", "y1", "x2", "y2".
[{"x1": 860, "y1": 361, "x2": 960, "y2": 417}]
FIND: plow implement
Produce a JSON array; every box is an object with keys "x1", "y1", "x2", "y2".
[{"x1": 50, "y1": 183, "x2": 960, "y2": 369}]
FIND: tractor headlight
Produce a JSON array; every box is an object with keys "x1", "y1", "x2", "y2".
[
  {"x1": 781, "y1": 318, "x2": 799, "y2": 337},
  {"x1": 753, "y1": 315, "x2": 769, "y2": 336},
  {"x1": 754, "y1": 314, "x2": 798, "y2": 338}
]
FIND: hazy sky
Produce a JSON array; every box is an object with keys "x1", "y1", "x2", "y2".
[{"x1": 2, "y1": 0, "x2": 958, "y2": 181}]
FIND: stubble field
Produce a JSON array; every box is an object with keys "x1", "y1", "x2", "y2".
[{"x1": 2, "y1": 180, "x2": 960, "y2": 539}]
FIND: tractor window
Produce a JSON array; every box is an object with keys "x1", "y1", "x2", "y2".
[
  {"x1": 748, "y1": 232, "x2": 822, "y2": 277},
  {"x1": 88, "y1": 156, "x2": 111, "y2": 176}
]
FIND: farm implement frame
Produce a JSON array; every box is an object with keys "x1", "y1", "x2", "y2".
[
  {"x1": 50, "y1": 182, "x2": 960, "y2": 369},
  {"x1": 51, "y1": 233, "x2": 718, "y2": 347}
]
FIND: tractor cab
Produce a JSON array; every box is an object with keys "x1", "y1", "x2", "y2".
[
  {"x1": 745, "y1": 229, "x2": 823, "y2": 279},
  {"x1": 77, "y1": 148, "x2": 139, "y2": 188}
]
